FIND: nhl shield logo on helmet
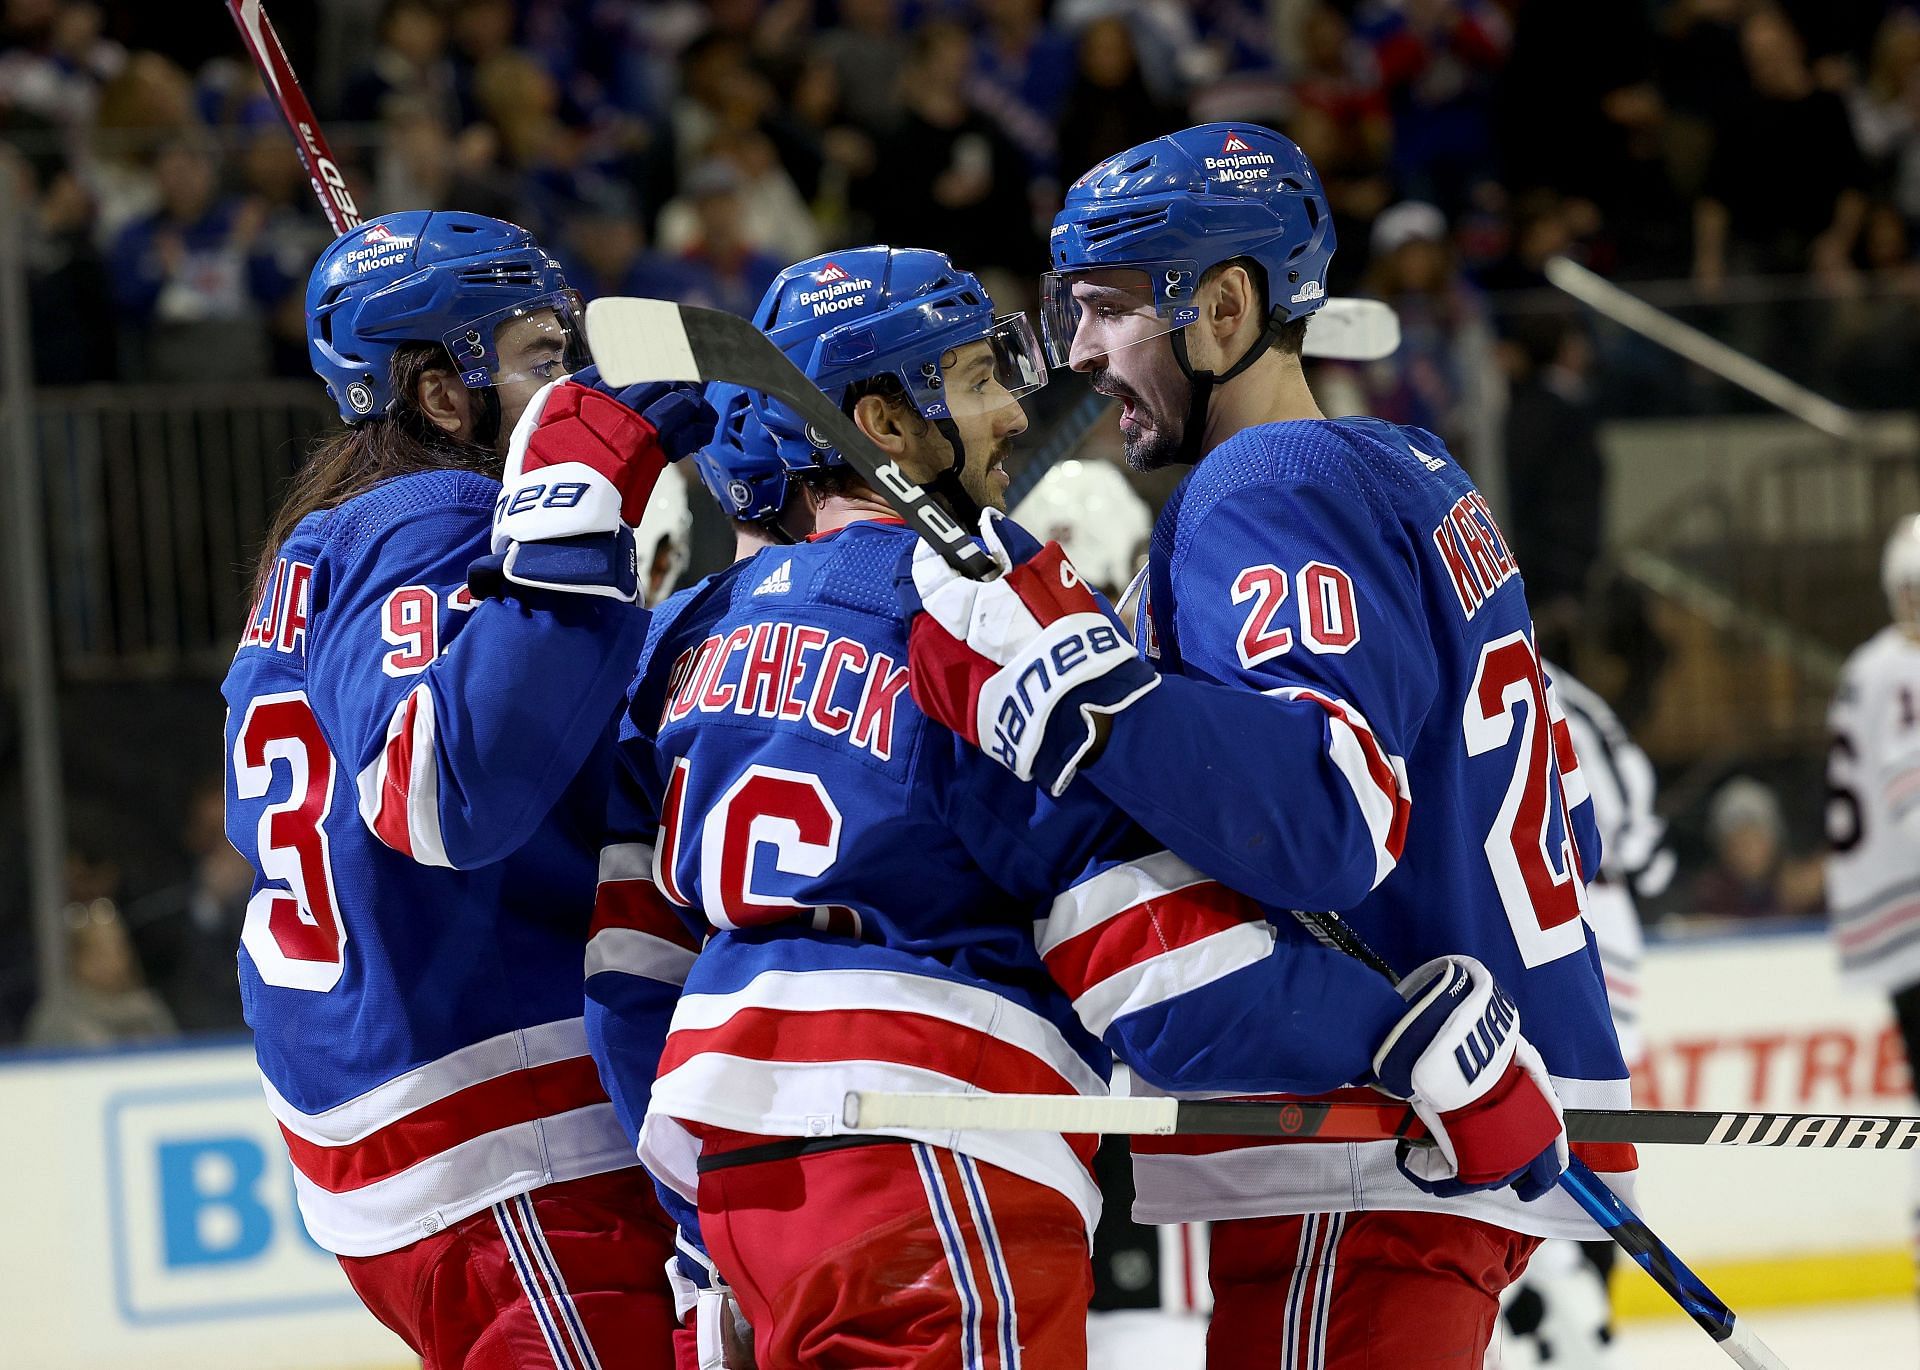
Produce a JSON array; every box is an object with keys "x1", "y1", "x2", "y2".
[{"x1": 690, "y1": 382, "x2": 790, "y2": 526}]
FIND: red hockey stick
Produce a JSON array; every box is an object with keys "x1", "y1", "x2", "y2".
[{"x1": 225, "y1": 0, "x2": 362, "y2": 234}]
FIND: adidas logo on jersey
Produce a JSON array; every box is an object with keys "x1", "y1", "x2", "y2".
[{"x1": 753, "y1": 558, "x2": 793, "y2": 596}]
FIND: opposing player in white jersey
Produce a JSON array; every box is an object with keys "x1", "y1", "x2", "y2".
[
  {"x1": 1826, "y1": 514, "x2": 1920, "y2": 1279},
  {"x1": 907, "y1": 123, "x2": 1632, "y2": 1370}
]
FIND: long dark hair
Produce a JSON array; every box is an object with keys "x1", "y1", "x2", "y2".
[{"x1": 252, "y1": 343, "x2": 497, "y2": 601}]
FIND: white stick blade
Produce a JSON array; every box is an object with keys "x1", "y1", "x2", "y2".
[
  {"x1": 584, "y1": 297, "x2": 701, "y2": 386},
  {"x1": 844, "y1": 1090, "x2": 1180, "y2": 1135},
  {"x1": 1303, "y1": 297, "x2": 1401, "y2": 361},
  {"x1": 1722, "y1": 1322, "x2": 1791, "y2": 1370}
]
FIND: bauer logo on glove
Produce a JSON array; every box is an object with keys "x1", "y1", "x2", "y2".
[
  {"x1": 478, "y1": 373, "x2": 714, "y2": 602},
  {"x1": 900, "y1": 508, "x2": 1159, "y2": 795}
]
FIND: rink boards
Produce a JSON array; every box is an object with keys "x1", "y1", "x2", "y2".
[{"x1": 0, "y1": 923, "x2": 1907, "y2": 1367}]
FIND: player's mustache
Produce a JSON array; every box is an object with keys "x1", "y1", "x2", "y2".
[{"x1": 1088, "y1": 368, "x2": 1140, "y2": 405}]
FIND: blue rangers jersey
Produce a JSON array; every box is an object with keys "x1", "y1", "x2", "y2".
[
  {"x1": 583, "y1": 518, "x2": 1412, "y2": 1241},
  {"x1": 222, "y1": 469, "x2": 653, "y2": 1256},
  {"x1": 1097, "y1": 417, "x2": 1635, "y2": 1238}
]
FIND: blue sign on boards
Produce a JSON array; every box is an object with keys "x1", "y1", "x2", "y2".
[{"x1": 104, "y1": 1080, "x2": 356, "y2": 1325}]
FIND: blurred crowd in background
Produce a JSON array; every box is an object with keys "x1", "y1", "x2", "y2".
[{"x1": 3, "y1": 0, "x2": 1913, "y2": 1046}]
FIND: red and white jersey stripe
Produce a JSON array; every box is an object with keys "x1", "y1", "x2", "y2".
[
  {"x1": 1263, "y1": 686, "x2": 1410, "y2": 888},
  {"x1": 588, "y1": 841, "x2": 701, "y2": 985},
  {"x1": 355, "y1": 681, "x2": 452, "y2": 868},
  {"x1": 638, "y1": 963, "x2": 1107, "y2": 1240},
  {"x1": 262, "y1": 1018, "x2": 634, "y2": 1256},
  {"x1": 1038, "y1": 850, "x2": 1276, "y2": 1037}
]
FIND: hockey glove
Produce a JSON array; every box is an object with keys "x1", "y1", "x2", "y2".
[
  {"x1": 899, "y1": 508, "x2": 1158, "y2": 796},
  {"x1": 478, "y1": 375, "x2": 715, "y2": 601},
  {"x1": 1370, "y1": 955, "x2": 1569, "y2": 1202}
]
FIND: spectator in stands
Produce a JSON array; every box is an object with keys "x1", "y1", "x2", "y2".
[
  {"x1": 1357, "y1": 0, "x2": 1510, "y2": 217},
  {"x1": 1357, "y1": 200, "x2": 1501, "y2": 481},
  {"x1": 1495, "y1": 0, "x2": 1684, "y2": 278},
  {"x1": 372, "y1": 98, "x2": 520, "y2": 222},
  {"x1": 660, "y1": 129, "x2": 818, "y2": 264},
  {"x1": 1283, "y1": 5, "x2": 1394, "y2": 290},
  {"x1": 125, "y1": 777, "x2": 248, "y2": 1034},
  {"x1": 1656, "y1": 0, "x2": 1751, "y2": 200},
  {"x1": 108, "y1": 133, "x2": 275, "y2": 381},
  {"x1": 1848, "y1": 9, "x2": 1920, "y2": 229},
  {"x1": 1055, "y1": 16, "x2": 1181, "y2": 188},
  {"x1": 0, "y1": 0, "x2": 122, "y2": 142},
  {"x1": 811, "y1": 0, "x2": 909, "y2": 135},
  {"x1": 237, "y1": 126, "x2": 329, "y2": 376},
  {"x1": 559, "y1": 186, "x2": 698, "y2": 304},
  {"x1": 656, "y1": 157, "x2": 783, "y2": 318},
  {"x1": 1686, "y1": 776, "x2": 1827, "y2": 920},
  {"x1": 767, "y1": 49, "x2": 875, "y2": 241},
  {"x1": 86, "y1": 50, "x2": 198, "y2": 244},
  {"x1": 25, "y1": 899, "x2": 176, "y2": 1049},
  {"x1": 862, "y1": 21, "x2": 1038, "y2": 275},
  {"x1": 1693, "y1": 9, "x2": 1871, "y2": 293},
  {"x1": 335, "y1": 0, "x2": 458, "y2": 130},
  {"x1": 1501, "y1": 308, "x2": 1603, "y2": 623},
  {"x1": 972, "y1": 0, "x2": 1074, "y2": 177},
  {"x1": 6, "y1": 150, "x2": 116, "y2": 384},
  {"x1": 446, "y1": 0, "x2": 517, "y2": 127}
]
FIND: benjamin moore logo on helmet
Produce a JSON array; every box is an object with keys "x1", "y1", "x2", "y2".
[
  {"x1": 1204, "y1": 130, "x2": 1276, "y2": 185},
  {"x1": 345, "y1": 223, "x2": 416, "y2": 274},
  {"x1": 796, "y1": 261, "x2": 874, "y2": 317}
]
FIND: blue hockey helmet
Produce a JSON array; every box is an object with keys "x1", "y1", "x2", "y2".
[
  {"x1": 305, "y1": 210, "x2": 588, "y2": 424},
  {"x1": 692, "y1": 382, "x2": 790, "y2": 524},
  {"x1": 747, "y1": 245, "x2": 1046, "y2": 480},
  {"x1": 1041, "y1": 123, "x2": 1335, "y2": 370}
]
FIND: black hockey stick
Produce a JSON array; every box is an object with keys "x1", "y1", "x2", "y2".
[
  {"x1": 845, "y1": 1091, "x2": 1920, "y2": 1151},
  {"x1": 584, "y1": 297, "x2": 998, "y2": 580}
]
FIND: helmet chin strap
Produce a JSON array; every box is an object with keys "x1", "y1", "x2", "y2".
[
  {"x1": 926, "y1": 415, "x2": 986, "y2": 529},
  {"x1": 471, "y1": 385, "x2": 504, "y2": 454},
  {"x1": 1167, "y1": 306, "x2": 1288, "y2": 465}
]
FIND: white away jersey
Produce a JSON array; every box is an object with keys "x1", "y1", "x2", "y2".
[{"x1": 1826, "y1": 625, "x2": 1920, "y2": 992}]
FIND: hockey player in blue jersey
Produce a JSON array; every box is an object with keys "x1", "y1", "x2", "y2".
[
  {"x1": 904, "y1": 125, "x2": 1634, "y2": 1369},
  {"x1": 588, "y1": 243, "x2": 1591, "y2": 1370},
  {"x1": 223, "y1": 210, "x2": 713, "y2": 1370}
]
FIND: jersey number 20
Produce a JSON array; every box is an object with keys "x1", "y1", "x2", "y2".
[{"x1": 232, "y1": 691, "x2": 349, "y2": 991}]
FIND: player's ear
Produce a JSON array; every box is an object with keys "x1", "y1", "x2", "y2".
[
  {"x1": 850, "y1": 393, "x2": 910, "y2": 454},
  {"x1": 413, "y1": 367, "x2": 469, "y2": 437},
  {"x1": 1208, "y1": 265, "x2": 1255, "y2": 346}
]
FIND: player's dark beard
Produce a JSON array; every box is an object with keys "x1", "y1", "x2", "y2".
[{"x1": 1090, "y1": 365, "x2": 1189, "y2": 473}]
